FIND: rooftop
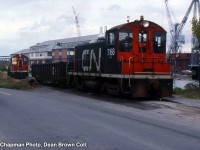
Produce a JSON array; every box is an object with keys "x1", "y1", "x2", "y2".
[
  {"x1": 30, "y1": 34, "x2": 98, "y2": 52},
  {"x1": 10, "y1": 34, "x2": 99, "y2": 55},
  {"x1": 11, "y1": 49, "x2": 30, "y2": 55}
]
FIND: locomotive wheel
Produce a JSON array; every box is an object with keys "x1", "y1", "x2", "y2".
[
  {"x1": 74, "y1": 77, "x2": 85, "y2": 91},
  {"x1": 106, "y1": 83, "x2": 120, "y2": 95}
]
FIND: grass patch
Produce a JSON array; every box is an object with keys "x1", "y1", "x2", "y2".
[
  {"x1": 0, "y1": 71, "x2": 36, "y2": 90},
  {"x1": 174, "y1": 87, "x2": 200, "y2": 100}
]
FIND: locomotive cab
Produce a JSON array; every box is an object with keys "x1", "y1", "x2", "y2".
[
  {"x1": 103, "y1": 17, "x2": 172, "y2": 97},
  {"x1": 8, "y1": 54, "x2": 29, "y2": 79},
  {"x1": 105, "y1": 16, "x2": 170, "y2": 75}
]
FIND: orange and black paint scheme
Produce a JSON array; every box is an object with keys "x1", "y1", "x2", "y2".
[
  {"x1": 8, "y1": 54, "x2": 29, "y2": 79},
  {"x1": 73, "y1": 17, "x2": 172, "y2": 98}
]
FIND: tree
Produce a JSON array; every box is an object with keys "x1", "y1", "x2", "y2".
[{"x1": 192, "y1": 18, "x2": 200, "y2": 43}]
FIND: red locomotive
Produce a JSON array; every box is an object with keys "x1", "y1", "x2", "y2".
[
  {"x1": 8, "y1": 54, "x2": 29, "y2": 79},
  {"x1": 32, "y1": 16, "x2": 173, "y2": 98}
]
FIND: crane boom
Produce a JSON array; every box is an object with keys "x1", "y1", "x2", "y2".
[
  {"x1": 72, "y1": 6, "x2": 81, "y2": 37},
  {"x1": 164, "y1": 0, "x2": 173, "y2": 36},
  {"x1": 175, "y1": 1, "x2": 194, "y2": 40}
]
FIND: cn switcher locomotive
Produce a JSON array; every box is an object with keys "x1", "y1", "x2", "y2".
[
  {"x1": 8, "y1": 54, "x2": 29, "y2": 79},
  {"x1": 32, "y1": 16, "x2": 173, "y2": 98}
]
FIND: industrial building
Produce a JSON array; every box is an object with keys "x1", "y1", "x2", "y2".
[
  {"x1": 169, "y1": 53, "x2": 191, "y2": 73},
  {"x1": 10, "y1": 34, "x2": 99, "y2": 65},
  {"x1": 30, "y1": 34, "x2": 98, "y2": 64}
]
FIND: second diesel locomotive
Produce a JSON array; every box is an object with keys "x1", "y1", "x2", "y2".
[
  {"x1": 8, "y1": 54, "x2": 29, "y2": 79},
  {"x1": 33, "y1": 17, "x2": 173, "y2": 98}
]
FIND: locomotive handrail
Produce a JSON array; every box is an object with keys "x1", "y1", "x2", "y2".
[
  {"x1": 130, "y1": 56, "x2": 167, "y2": 64},
  {"x1": 120, "y1": 56, "x2": 124, "y2": 91},
  {"x1": 152, "y1": 57, "x2": 155, "y2": 75},
  {"x1": 127, "y1": 56, "x2": 170, "y2": 77},
  {"x1": 128, "y1": 57, "x2": 133, "y2": 86},
  {"x1": 128, "y1": 57, "x2": 133, "y2": 74},
  {"x1": 120, "y1": 56, "x2": 124, "y2": 73}
]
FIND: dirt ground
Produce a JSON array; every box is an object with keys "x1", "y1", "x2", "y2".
[
  {"x1": 0, "y1": 71, "x2": 7, "y2": 79},
  {"x1": 0, "y1": 71, "x2": 34, "y2": 89}
]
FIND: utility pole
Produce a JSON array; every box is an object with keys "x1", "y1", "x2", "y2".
[{"x1": 72, "y1": 6, "x2": 81, "y2": 37}]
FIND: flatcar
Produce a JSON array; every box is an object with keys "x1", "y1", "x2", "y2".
[
  {"x1": 32, "y1": 16, "x2": 173, "y2": 98},
  {"x1": 8, "y1": 54, "x2": 29, "y2": 79}
]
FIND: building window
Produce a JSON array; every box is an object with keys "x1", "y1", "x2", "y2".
[
  {"x1": 40, "y1": 53, "x2": 43, "y2": 57},
  {"x1": 48, "y1": 52, "x2": 52, "y2": 56},
  {"x1": 70, "y1": 51, "x2": 74, "y2": 55},
  {"x1": 35, "y1": 53, "x2": 39, "y2": 57},
  {"x1": 59, "y1": 51, "x2": 62, "y2": 56}
]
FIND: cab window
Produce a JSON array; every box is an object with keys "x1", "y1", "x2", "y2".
[
  {"x1": 18, "y1": 58, "x2": 22, "y2": 68},
  {"x1": 12, "y1": 58, "x2": 17, "y2": 65},
  {"x1": 119, "y1": 29, "x2": 133, "y2": 52},
  {"x1": 107, "y1": 32, "x2": 116, "y2": 45},
  {"x1": 153, "y1": 32, "x2": 166, "y2": 53},
  {"x1": 138, "y1": 30, "x2": 147, "y2": 52},
  {"x1": 24, "y1": 57, "x2": 28, "y2": 64},
  {"x1": 139, "y1": 30, "x2": 147, "y2": 43}
]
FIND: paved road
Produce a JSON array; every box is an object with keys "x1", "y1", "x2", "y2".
[{"x1": 0, "y1": 87, "x2": 200, "y2": 150}]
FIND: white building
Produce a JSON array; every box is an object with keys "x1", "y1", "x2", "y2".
[{"x1": 29, "y1": 34, "x2": 98, "y2": 64}]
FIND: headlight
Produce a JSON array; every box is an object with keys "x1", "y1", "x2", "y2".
[{"x1": 143, "y1": 21, "x2": 149, "y2": 28}]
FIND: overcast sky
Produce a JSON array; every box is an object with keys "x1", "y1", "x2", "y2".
[{"x1": 0, "y1": 0, "x2": 195, "y2": 56}]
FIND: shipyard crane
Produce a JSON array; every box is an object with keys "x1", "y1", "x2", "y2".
[
  {"x1": 72, "y1": 6, "x2": 81, "y2": 37},
  {"x1": 166, "y1": 0, "x2": 200, "y2": 60},
  {"x1": 165, "y1": 0, "x2": 186, "y2": 58}
]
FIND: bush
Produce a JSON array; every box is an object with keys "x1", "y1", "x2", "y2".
[
  {"x1": 173, "y1": 87, "x2": 183, "y2": 94},
  {"x1": 173, "y1": 85, "x2": 200, "y2": 100},
  {"x1": 184, "y1": 82, "x2": 199, "y2": 90},
  {"x1": 0, "y1": 65, "x2": 7, "y2": 72}
]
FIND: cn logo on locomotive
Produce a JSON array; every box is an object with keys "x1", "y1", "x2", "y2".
[{"x1": 82, "y1": 48, "x2": 101, "y2": 72}]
